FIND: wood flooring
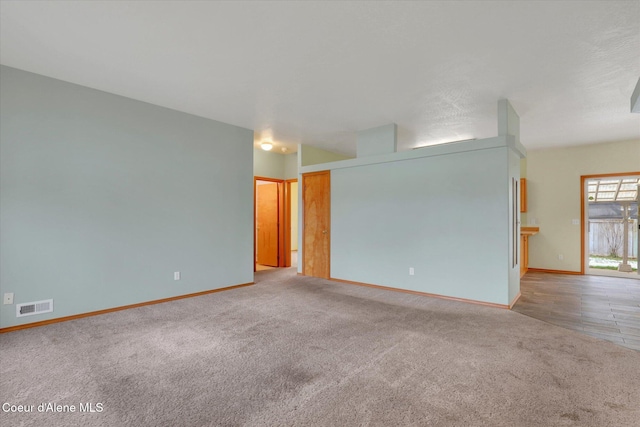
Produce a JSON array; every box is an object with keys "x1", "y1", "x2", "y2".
[{"x1": 514, "y1": 271, "x2": 640, "y2": 351}]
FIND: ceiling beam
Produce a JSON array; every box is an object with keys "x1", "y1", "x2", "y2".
[{"x1": 613, "y1": 179, "x2": 622, "y2": 201}]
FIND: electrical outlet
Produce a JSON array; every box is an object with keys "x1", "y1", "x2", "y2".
[
  {"x1": 174, "y1": 272, "x2": 181, "y2": 281},
  {"x1": 3, "y1": 293, "x2": 14, "y2": 305},
  {"x1": 409, "y1": 267, "x2": 415, "y2": 276},
  {"x1": 558, "y1": 254, "x2": 564, "y2": 261},
  {"x1": 572, "y1": 219, "x2": 580, "y2": 225}
]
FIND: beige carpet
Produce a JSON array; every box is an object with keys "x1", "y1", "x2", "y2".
[{"x1": 1, "y1": 268, "x2": 639, "y2": 426}]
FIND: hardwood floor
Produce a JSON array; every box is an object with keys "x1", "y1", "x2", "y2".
[{"x1": 514, "y1": 271, "x2": 640, "y2": 351}]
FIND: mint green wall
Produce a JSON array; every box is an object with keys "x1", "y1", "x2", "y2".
[
  {"x1": 331, "y1": 147, "x2": 511, "y2": 305},
  {"x1": 253, "y1": 148, "x2": 285, "y2": 179},
  {"x1": 284, "y1": 153, "x2": 298, "y2": 180},
  {"x1": 356, "y1": 123, "x2": 397, "y2": 157},
  {"x1": 299, "y1": 136, "x2": 523, "y2": 305},
  {"x1": 0, "y1": 66, "x2": 254, "y2": 328},
  {"x1": 508, "y1": 149, "x2": 522, "y2": 304},
  {"x1": 253, "y1": 150, "x2": 297, "y2": 180}
]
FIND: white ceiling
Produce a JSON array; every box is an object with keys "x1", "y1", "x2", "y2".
[{"x1": 1, "y1": 1, "x2": 638, "y2": 156}]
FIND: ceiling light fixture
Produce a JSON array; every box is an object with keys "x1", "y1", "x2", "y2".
[{"x1": 261, "y1": 142, "x2": 273, "y2": 151}]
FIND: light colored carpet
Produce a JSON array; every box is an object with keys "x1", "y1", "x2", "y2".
[{"x1": 1, "y1": 268, "x2": 639, "y2": 426}]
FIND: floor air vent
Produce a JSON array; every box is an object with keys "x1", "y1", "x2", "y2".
[{"x1": 16, "y1": 299, "x2": 53, "y2": 318}]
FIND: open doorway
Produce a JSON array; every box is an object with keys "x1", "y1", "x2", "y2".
[
  {"x1": 582, "y1": 173, "x2": 639, "y2": 279},
  {"x1": 254, "y1": 177, "x2": 298, "y2": 272},
  {"x1": 256, "y1": 179, "x2": 280, "y2": 270}
]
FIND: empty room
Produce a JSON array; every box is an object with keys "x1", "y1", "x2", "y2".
[{"x1": 1, "y1": 1, "x2": 639, "y2": 426}]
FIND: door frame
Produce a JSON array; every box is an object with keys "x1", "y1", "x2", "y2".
[
  {"x1": 284, "y1": 179, "x2": 297, "y2": 267},
  {"x1": 580, "y1": 171, "x2": 640, "y2": 274},
  {"x1": 254, "y1": 176, "x2": 296, "y2": 271}
]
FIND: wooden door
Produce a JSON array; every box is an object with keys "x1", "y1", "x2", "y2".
[
  {"x1": 257, "y1": 182, "x2": 279, "y2": 266},
  {"x1": 302, "y1": 171, "x2": 330, "y2": 278}
]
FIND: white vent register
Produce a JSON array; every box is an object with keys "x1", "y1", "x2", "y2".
[{"x1": 16, "y1": 299, "x2": 53, "y2": 318}]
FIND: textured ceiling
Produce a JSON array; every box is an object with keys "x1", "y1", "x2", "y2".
[{"x1": 1, "y1": 1, "x2": 639, "y2": 156}]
